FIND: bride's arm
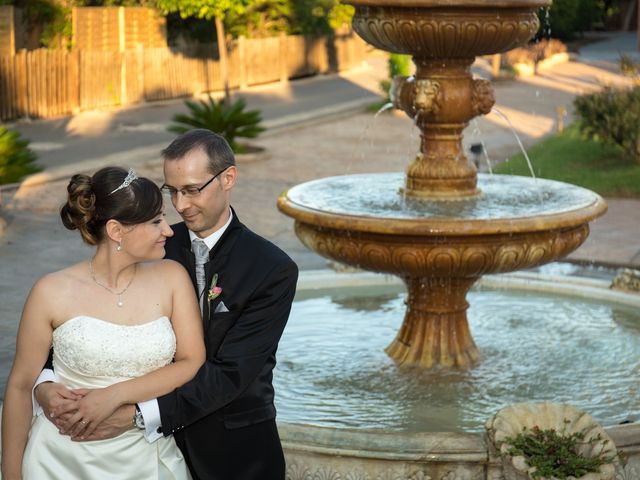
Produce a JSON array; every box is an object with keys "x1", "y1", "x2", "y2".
[
  {"x1": 1, "y1": 277, "x2": 56, "y2": 480},
  {"x1": 70, "y1": 261, "x2": 205, "y2": 437}
]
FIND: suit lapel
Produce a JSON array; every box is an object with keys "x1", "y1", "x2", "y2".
[
  {"x1": 202, "y1": 209, "x2": 244, "y2": 331},
  {"x1": 167, "y1": 210, "x2": 246, "y2": 331}
]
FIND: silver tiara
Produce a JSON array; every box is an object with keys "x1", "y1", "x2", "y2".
[{"x1": 109, "y1": 168, "x2": 138, "y2": 195}]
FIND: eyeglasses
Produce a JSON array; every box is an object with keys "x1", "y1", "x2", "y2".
[{"x1": 161, "y1": 166, "x2": 229, "y2": 198}]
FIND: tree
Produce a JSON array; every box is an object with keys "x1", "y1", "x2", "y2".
[{"x1": 155, "y1": 0, "x2": 251, "y2": 103}]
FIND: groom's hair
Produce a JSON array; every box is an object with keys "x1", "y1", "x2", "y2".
[{"x1": 162, "y1": 129, "x2": 236, "y2": 175}]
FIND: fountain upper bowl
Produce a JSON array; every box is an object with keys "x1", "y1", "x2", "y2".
[
  {"x1": 277, "y1": 174, "x2": 607, "y2": 277},
  {"x1": 278, "y1": 173, "x2": 607, "y2": 236},
  {"x1": 345, "y1": 0, "x2": 551, "y2": 58}
]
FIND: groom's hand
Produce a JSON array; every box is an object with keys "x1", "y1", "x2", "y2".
[
  {"x1": 34, "y1": 382, "x2": 82, "y2": 433},
  {"x1": 71, "y1": 404, "x2": 135, "y2": 442}
]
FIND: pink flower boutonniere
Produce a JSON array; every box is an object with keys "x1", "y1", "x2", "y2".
[{"x1": 208, "y1": 273, "x2": 222, "y2": 302}]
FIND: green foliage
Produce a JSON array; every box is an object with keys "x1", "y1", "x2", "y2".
[
  {"x1": 503, "y1": 423, "x2": 614, "y2": 479},
  {"x1": 0, "y1": 127, "x2": 41, "y2": 185},
  {"x1": 225, "y1": 0, "x2": 292, "y2": 38},
  {"x1": 168, "y1": 96, "x2": 265, "y2": 153},
  {"x1": 538, "y1": 0, "x2": 605, "y2": 40},
  {"x1": 289, "y1": 0, "x2": 353, "y2": 35},
  {"x1": 574, "y1": 86, "x2": 640, "y2": 164},
  {"x1": 379, "y1": 53, "x2": 412, "y2": 100},
  {"x1": 494, "y1": 124, "x2": 640, "y2": 197},
  {"x1": 155, "y1": 0, "x2": 250, "y2": 21},
  {"x1": 17, "y1": 0, "x2": 71, "y2": 48},
  {"x1": 165, "y1": 14, "x2": 216, "y2": 45},
  {"x1": 619, "y1": 54, "x2": 640, "y2": 78}
]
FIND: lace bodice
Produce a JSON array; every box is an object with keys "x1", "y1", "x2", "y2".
[{"x1": 52, "y1": 316, "x2": 176, "y2": 387}]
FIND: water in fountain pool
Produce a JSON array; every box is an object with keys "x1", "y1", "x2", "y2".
[
  {"x1": 285, "y1": 173, "x2": 599, "y2": 219},
  {"x1": 274, "y1": 283, "x2": 640, "y2": 432}
]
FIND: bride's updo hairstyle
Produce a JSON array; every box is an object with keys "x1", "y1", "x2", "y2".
[{"x1": 60, "y1": 166, "x2": 163, "y2": 245}]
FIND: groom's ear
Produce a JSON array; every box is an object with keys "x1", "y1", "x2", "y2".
[{"x1": 220, "y1": 166, "x2": 237, "y2": 191}]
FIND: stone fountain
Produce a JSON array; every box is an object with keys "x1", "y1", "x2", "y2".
[
  {"x1": 275, "y1": 2, "x2": 640, "y2": 478},
  {"x1": 277, "y1": 0, "x2": 607, "y2": 369}
]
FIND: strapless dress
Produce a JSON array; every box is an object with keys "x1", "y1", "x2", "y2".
[{"x1": 22, "y1": 315, "x2": 191, "y2": 480}]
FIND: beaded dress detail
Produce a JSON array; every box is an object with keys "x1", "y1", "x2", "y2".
[{"x1": 22, "y1": 316, "x2": 192, "y2": 480}]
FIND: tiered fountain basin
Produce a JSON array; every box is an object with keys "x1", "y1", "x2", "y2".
[
  {"x1": 277, "y1": 270, "x2": 640, "y2": 480},
  {"x1": 278, "y1": 173, "x2": 607, "y2": 369}
]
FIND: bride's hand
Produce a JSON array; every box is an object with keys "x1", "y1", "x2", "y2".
[
  {"x1": 34, "y1": 382, "x2": 84, "y2": 434},
  {"x1": 71, "y1": 404, "x2": 136, "y2": 442},
  {"x1": 67, "y1": 386, "x2": 122, "y2": 438}
]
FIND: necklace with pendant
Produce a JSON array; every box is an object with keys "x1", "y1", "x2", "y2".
[{"x1": 89, "y1": 258, "x2": 137, "y2": 308}]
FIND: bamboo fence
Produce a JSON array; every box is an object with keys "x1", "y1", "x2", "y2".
[{"x1": 0, "y1": 33, "x2": 368, "y2": 122}]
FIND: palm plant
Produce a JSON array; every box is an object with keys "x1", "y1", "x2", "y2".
[
  {"x1": 0, "y1": 127, "x2": 41, "y2": 185},
  {"x1": 168, "y1": 96, "x2": 265, "y2": 153}
]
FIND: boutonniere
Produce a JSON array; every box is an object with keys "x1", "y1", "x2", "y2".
[{"x1": 207, "y1": 273, "x2": 222, "y2": 302}]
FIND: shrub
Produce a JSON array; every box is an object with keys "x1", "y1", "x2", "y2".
[
  {"x1": 379, "y1": 53, "x2": 412, "y2": 101},
  {"x1": 0, "y1": 127, "x2": 41, "y2": 185},
  {"x1": 574, "y1": 86, "x2": 640, "y2": 164},
  {"x1": 619, "y1": 54, "x2": 640, "y2": 78},
  {"x1": 503, "y1": 39, "x2": 567, "y2": 67},
  {"x1": 168, "y1": 96, "x2": 265, "y2": 154},
  {"x1": 538, "y1": 0, "x2": 603, "y2": 40},
  {"x1": 503, "y1": 423, "x2": 615, "y2": 479}
]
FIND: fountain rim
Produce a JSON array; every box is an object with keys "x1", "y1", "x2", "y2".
[
  {"x1": 278, "y1": 421, "x2": 637, "y2": 462},
  {"x1": 344, "y1": 0, "x2": 551, "y2": 9},
  {"x1": 277, "y1": 174, "x2": 608, "y2": 237}
]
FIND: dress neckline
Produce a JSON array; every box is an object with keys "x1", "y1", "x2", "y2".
[{"x1": 56, "y1": 315, "x2": 170, "y2": 331}]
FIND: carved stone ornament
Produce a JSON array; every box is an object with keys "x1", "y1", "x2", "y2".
[
  {"x1": 611, "y1": 268, "x2": 640, "y2": 293},
  {"x1": 615, "y1": 462, "x2": 640, "y2": 480},
  {"x1": 485, "y1": 402, "x2": 618, "y2": 480}
]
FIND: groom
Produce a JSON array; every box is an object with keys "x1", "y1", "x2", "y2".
[{"x1": 36, "y1": 129, "x2": 298, "y2": 479}]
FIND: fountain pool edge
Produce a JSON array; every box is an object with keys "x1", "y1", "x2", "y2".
[{"x1": 279, "y1": 269, "x2": 640, "y2": 480}]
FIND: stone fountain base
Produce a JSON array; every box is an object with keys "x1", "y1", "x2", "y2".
[
  {"x1": 281, "y1": 422, "x2": 640, "y2": 480},
  {"x1": 279, "y1": 271, "x2": 640, "y2": 480}
]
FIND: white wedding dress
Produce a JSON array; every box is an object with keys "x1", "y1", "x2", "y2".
[{"x1": 22, "y1": 315, "x2": 191, "y2": 480}]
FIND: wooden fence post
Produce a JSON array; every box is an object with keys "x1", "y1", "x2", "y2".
[
  {"x1": 69, "y1": 48, "x2": 80, "y2": 114},
  {"x1": 119, "y1": 6, "x2": 127, "y2": 105},
  {"x1": 15, "y1": 49, "x2": 27, "y2": 118},
  {"x1": 6, "y1": 6, "x2": 15, "y2": 55},
  {"x1": 491, "y1": 54, "x2": 501, "y2": 78},
  {"x1": 279, "y1": 32, "x2": 288, "y2": 84},
  {"x1": 238, "y1": 35, "x2": 247, "y2": 89},
  {"x1": 137, "y1": 43, "x2": 145, "y2": 102}
]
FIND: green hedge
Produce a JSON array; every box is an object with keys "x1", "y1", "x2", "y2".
[
  {"x1": 574, "y1": 86, "x2": 640, "y2": 165},
  {"x1": 0, "y1": 127, "x2": 41, "y2": 185}
]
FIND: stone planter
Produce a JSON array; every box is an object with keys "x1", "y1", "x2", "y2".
[{"x1": 486, "y1": 402, "x2": 617, "y2": 480}]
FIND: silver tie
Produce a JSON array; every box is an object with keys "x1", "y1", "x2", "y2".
[{"x1": 191, "y1": 238, "x2": 210, "y2": 314}]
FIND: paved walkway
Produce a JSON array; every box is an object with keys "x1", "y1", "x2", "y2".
[{"x1": 1, "y1": 33, "x2": 640, "y2": 397}]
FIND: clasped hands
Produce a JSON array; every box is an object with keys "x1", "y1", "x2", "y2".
[{"x1": 34, "y1": 382, "x2": 135, "y2": 441}]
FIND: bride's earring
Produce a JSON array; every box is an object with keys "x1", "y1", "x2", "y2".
[{"x1": 117, "y1": 241, "x2": 122, "y2": 252}]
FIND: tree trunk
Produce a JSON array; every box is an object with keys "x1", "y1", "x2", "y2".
[{"x1": 215, "y1": 16, "x2": 231, "y2": 105}]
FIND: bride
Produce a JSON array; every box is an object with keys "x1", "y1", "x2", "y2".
[{"x1": 1, "y1": 166, "x2": 205, "y2": 479}]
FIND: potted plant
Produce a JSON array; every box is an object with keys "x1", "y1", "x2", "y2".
[{"x1": 486, "y1": 402, "x2": 617, "y2": 480}]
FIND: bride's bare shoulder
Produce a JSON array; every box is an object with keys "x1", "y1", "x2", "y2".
[
  {"x1": 27, "y1": 262, "x2": 88, "y2": 306},
  {"x1": 141, "y1": 259, "x2": 189, "y2": 280}
]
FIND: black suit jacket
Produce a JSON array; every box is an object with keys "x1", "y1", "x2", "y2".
[{"x1": 161, "y1": 209, "x2": 298, "y2": 480}]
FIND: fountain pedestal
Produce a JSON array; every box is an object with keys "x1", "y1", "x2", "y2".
[
  {"x1": 386, "y1": 276, "x2": 480, "y2": 368},
  {"x1": 393, "y1": 58, "x2": 494, "y2": 197}
]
